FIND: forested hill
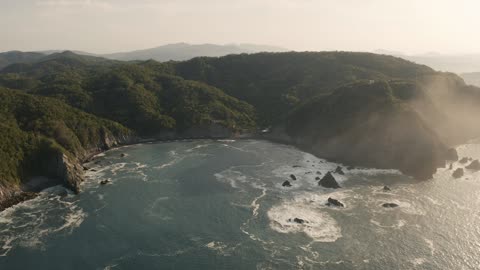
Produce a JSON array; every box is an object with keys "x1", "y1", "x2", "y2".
[
  {"x1": 1, "y1": 51, "x2": 480, "y2": 200},
  {"x1": 173, "y1": 52, "x2": 436, "y2": 124}
]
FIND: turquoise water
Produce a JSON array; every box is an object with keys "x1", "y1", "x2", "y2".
[{"x1": 1, "y1": 140, "x2": 480, "y2": 269}]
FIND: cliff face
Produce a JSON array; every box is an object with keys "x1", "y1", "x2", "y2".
[
  {"x1": 0, "y1": 122, "x2": 239, "y2": 211},
  {"x1": 0, "y1": 131, "x2": 137, "y2": 211},
  {"x1": 276, "y1": 81, "x2": 456, "y2": 180}
]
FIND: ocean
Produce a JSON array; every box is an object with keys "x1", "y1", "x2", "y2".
[{"x1": 1, "y1": 140, "x2": 479, "y2": 269}]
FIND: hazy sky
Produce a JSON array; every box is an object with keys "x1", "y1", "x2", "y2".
[{"x1": 2, "y1": 0, "x2": 480, "y2": 54}]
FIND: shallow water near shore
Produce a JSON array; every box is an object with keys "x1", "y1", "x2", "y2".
[{"x1": 1, "y1": 140, "x2": 480, "y2": 269}]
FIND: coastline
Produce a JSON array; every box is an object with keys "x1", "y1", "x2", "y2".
[
  {"x1": 0, "y1": 126, "x2": 253, "y2": 212},
  {"x1": 0, "y1": 125, "x2": 460, "y2": 213}
]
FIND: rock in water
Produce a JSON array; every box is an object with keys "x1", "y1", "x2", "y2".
[
  {"x1": 120, "y1": 153, "x2": 127, "y2": 157},
  {"x1": 382, "y1": 203, "x2": 399, "y2": 208},
  {"x1": 466, "y1": 160, "x2": 480, "y2": 171},
  {"x1": 318, "y1": 172, "x2": 341, "y2": 189},
  {"x1": 315, "y1": 176, "x2": 320, "y2": 180},
  {"x1": 446, "y1": 148, "x2": 458, "y2": 161},
  {"x1": 290, "y1": 174, "x2": 297, "y2": 180},
  {"x1": 326, "y1": 197, "x2": 344, "y2": 207},
  {"x1": 448, "y1": 163, "x2": 453, "y2": 170},
  {"x1": 293, "y1": 218, "x2": 306, "y2": 224},
  {"x1": 100, "y1": 179, "x2": 111, "y2": 185},
  {"x1": 459, "y1": 157, "x2": 470, "y2": 164},
  {"x1": 334, "y1": 166, "x2": 345, "y2": 175},
  {"x1": 383, "y1": 186, "x2": 391, "y2": 191},
  {"x1": 282, "y1": 180, "x2": 292, "y2": 187},
  {"x1": 452, "y1": 168, "x2": 464, "y2": 179}
]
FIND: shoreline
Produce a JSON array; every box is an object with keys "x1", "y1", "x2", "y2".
[
  {"x1": 0, "y1": 130, "x2": 461, "y2": 213},
  {"x1": 0, "y1": 133, "x2": 256, "y2": 213}
]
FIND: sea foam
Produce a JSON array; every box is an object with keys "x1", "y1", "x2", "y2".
[{"x1": 267, "y1": 202, "x2": 342, "y2": 242}]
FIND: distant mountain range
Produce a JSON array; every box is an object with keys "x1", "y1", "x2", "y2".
[
  {"x1": 102, "y1": 43, "x2": 288, "y2": 61},
  {"x1": 0, "y1": 43, "x2": 288, "y2": 69}
]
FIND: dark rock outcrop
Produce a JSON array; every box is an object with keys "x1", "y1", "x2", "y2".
[
  {"x1": 282, "y1": 180, "x2": 292, "y2": 187},
  {"x1": 318, "y1": 172, "x2": 341, "y2": 189},
  {"x1": 40, "y1": 153, "x2": 85, "y2": 194},
  {"x1": 452, "y1": 168, "x2": 464, "y2": 179},
  {"x1": 290, "y1": 174, "x2": 297, "y2": 180},
  {"x1": 334, "y1": 166, "x2": 345, "y2": 175},
  {"x1": 383, "y1": 186, "x2": 391, "y2": 191},
  {"x1": 315, "y1": 176, "x2": 320, "y2": 180},
  {"x1": 466, "y1": 160, "x2": 480, "y2": 171},
  {"x1": 382, "y1": 203, "x2": 399, "y2": 208},
  {"x1": 292, "y1": 218, "x2": 306, "y2": 224},
  {"x1": 0, "y1": 192, "x2": 38, "y2": 212},
  {"x1": 100, "y1": 179, "x2": 111, "y2": 185},
  {"x1": 459, "y1": 157, "x2": 470, "y2": 164},
  {"x1": 326, "y1": 197, "x2": 344, "y2": 207}
]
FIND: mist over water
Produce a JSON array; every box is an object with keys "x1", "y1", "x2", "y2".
[{"x1": 1, "y1": 140, "x2": 479, "y2": 269}]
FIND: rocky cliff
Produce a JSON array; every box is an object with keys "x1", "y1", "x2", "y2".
[{"x1": 268, "y1": 81, "x2": 458, "y2": 180}]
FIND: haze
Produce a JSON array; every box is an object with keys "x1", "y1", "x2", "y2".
[{"x1": 2, "y1": 0, "x2": 480, "y2": 54}]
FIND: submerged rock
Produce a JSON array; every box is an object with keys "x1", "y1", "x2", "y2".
[
  {"x1": 452, "y1": 168, "x2": 464, "y2": 179},
  {"x1": 290, "y1": 174, "x2": 297, "y2": 180},
  {"x1": 383, "y1": 186, "x2": 391, "y2": 191},
  {"x1": 448, "y1": 163, "x2": 453, "y2": 170},
  {"x1": 347, "y1": 166, "x2": 355, "y2": 170},
  {"x1": 120, "y1": 153, "x2": 127, "y2": 157},
  {"x1": 315, "y1": 176, "x2": 320, "y2": 180},
  {"x1": 282, "y1": 180, "x2": 292, "y2": 187},
  {"x1": 334, "y1": 166, "x2": 345, "y2": 175},
  {"x1": 466, "y1": 160, "x2": 480, "y2": 171},
  {"x1": 292, "y1": 165, "x2": 301, "y2": 168},
  {"x1": 459, "y1": 157, "x2": 470, "y2": 164},
  {"x1": 318, "y1": 172, "x2": 341, "y2": 189},
  {"x1": 316, "y1": 171, "x2": 322, "y2": 175},
  {"x1": 326, "y1": 197, "x2": 344, "y2": 207},
  {"x1": 382, "y1": 203, "x2": 399, "y2": 208}
]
